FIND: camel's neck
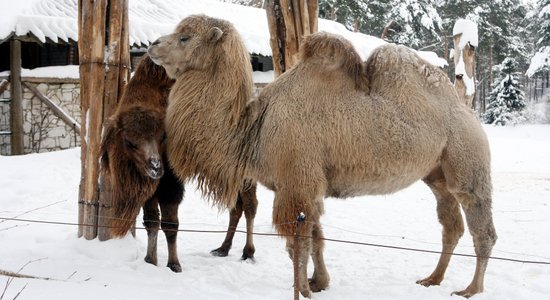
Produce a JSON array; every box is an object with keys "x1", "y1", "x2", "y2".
[{"x1": 166, "y1": 58, "x2": 258, "y2": 208}]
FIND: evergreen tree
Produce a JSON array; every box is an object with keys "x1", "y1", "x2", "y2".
[
  {"x1": 384, "y1": 0, "x2": 442, "y2": 49},
  {"x1": 527, "y1": 0, "x2": 550, "y2": 76},
  {"x1": 535, "y1": 0, "x2": 550, "y2": 48},
  {"x1": 484, "y1": 57, "x2": 526, "y2": 125},
  {"x1": 318, "y1": 0, "x2": 388, "y2": 36}
]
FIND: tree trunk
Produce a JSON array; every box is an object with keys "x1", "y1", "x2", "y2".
[
  {"x1": 266, "y1": 0, "x2": 318, "y2": 77},
  {"x1": 453, "y1": 31, "x2": 476, "y2": 108},
  {"x1": 78, "y1": 0, "x2": 130, "y2": 240}
]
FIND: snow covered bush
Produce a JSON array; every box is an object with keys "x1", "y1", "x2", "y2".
[{"x1": 483, "y1": 57, "x2": 526, "y2": 125}]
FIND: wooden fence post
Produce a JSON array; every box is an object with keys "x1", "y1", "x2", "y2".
[
  {"x1": 9, "y1": 39, "x2": 24, "y2": 155},
  {"x1": 78, "y1": 0, "x2": 129, "y2": 240}
]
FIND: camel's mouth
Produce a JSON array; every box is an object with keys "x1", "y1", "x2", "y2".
[{"x1": 147, "y1": 53, "x2": 163, "y2": 66}]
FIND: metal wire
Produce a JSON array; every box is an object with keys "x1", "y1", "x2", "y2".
[{"x1": 1, "y1": 216, "x2": 549, "y2": 266}]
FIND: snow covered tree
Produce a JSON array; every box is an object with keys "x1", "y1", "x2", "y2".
[
  {"x1": 318, "y1": 0, "x2": 388, "y2": 35},
  {"x1": 483, "y1": 57, "x2": 526, "y2": 125},
  {"x1": 383, "y1": 0, "x2": 442, "y2": 49},
  {"x1": 526, "y1": 0, "x2": 550, "y2": 77}
]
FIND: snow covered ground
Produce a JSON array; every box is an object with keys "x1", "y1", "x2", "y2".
[{"x1": 1, "y1": 124, "x2": 549, "y2": 300}]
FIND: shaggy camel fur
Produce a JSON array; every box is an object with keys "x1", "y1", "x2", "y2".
[
  {"x1": 100, "y1": 54, "x2": 184, "y2": 272},
  {"x1": 148, "y1": 15, "x2": 497, "y2": 298},
  {"x1": 148, "y1": 15, "x2": 259, "y2": 260}
]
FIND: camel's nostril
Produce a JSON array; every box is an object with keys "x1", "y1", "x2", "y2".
[
  {"x1": 149, "y1": 157, "x2": 161, "y2": 169},
  {"x1": 151, "y1": 39, "x2": 161, "y2": 46}
]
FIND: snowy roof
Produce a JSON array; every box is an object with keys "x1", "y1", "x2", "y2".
[
  {"x1": 0, "y1": 0, "x2": 447, "y2": 67},
  {"x1": 453, "y1": 19, "x2": 478, "y2": 48},
  {"x1": 526, "y1": 46, "x2": 550, "y2": 77}
]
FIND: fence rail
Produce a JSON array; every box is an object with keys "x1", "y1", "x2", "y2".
[{"x1": 1, "y1": 215, "x2": 549, "y2": 266}]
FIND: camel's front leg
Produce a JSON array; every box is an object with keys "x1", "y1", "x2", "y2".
[
  {"x1": 211, "y1": 199, "x2": 243, "y2": 257},
  {"x1": 240, "y1": 182, "x2": 258, "y2": 260},
  {"x1": 286, "y1": 234, "x2": 313, "y2": 298},
  {"x1": 142, "y1": 197, "x2": 160, "y2": 266},
  {"x1": 310, "y1": 221, "x2": 329, "y2": 292}
]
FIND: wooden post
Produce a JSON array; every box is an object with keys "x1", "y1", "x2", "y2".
[
  {"x1": 97, "y1": 0, "x2": 130, "y2": 241},
  {"x1": 266, "y1": 0, "x2": 318, "y2": 77},
  {"x1": 78, "y1": 0, "x2": 129, "y2": 240},
  {"x1": 9, "y1": 39, "x2": 24, "y2": 155}
]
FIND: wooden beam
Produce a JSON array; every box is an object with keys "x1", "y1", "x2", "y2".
[
  {"x1": 9, "y1": 39, "x2": 24, "y2": 155},
  {"x1": 22, "y1": 82, "x2": 81, "y2": 133}
]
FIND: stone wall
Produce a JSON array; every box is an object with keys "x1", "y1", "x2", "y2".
[
  {"x1": 0, "y1": 78, "x2": 81, "y2": 155},
  {"x1": 0, "y1": 80, "x2": 268, "y2": 155}
]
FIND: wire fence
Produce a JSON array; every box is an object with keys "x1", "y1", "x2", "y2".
[{"x1": 1, "y1": 215, "x2": 549, "y2": 266}]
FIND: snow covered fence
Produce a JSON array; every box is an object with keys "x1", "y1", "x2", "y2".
[{"x1": 0, "y1": 77, "x2": 81, "y2": 155}]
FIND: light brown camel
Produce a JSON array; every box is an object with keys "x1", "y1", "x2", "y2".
[{"x1": 148, "y1": 15, "x2": 497, "y2": 298}]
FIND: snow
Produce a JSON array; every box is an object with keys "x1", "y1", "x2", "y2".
[
  {"x1": 253, "y1": 71, "x2": 274, "y2": 83},
  {"x1": 1, "y1": 125, "x2": 549, "y2": 299},
  {"x1": 526, "y1": 46, "x2": 550, "y2": 77},
  {"x1": 453, "y1": 19, "x2": 478, "y2": 48},
  {"x1": 0, "y1": 0, "x2": 448, "y2": 68},
  {"x1": 0, "y1": 65, "x2": 79, "y2": 79}
]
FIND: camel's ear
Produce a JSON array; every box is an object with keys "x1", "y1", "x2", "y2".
[
  {"x1": 207, "y1": 27, "x2": 223, "y2": 43},
  {"x1": 100, "y1": 119, "x2": 118, "y2": 172}
]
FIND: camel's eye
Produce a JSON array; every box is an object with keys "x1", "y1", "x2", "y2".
[
  {"x1": 125, "y1": 140, "x2": 138, "y2": 150},
  {"x1": 180, "y1": 36, "x2": 189, "y2": 43}
]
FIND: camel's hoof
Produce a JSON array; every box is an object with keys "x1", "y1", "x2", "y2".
[
  {"x1": 210, "y1": 247, "x2": 230, "y2": 257},
  {"x1": 240, "y1": 254, "x2": 255, "y2": 262},
  {"x1": 416, "y1": 277, "x2": 441, "y2": 287},
  {"x1": 451, "y1": 288, "x2": 479, "y2": 298},
  {"x1": 300, "y1": 289, "x2": 312, "y2": 298},
  {"x1": 167, "y1": 262, "x2": 182, "y2": 273},
  {"x1": 240, "y1": 250, "x2": 255, "y2": 261},
  {"x1": 309, "y1": 277, "x2": 329, "y2": 292},
  {"x1": 144, "y1": 256, "x2": 157, "y2": 266}
]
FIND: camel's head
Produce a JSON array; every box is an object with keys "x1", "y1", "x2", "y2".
[
  {"x1": 148, "y1": 14, "x2": 231, "y2": 78},
  {"x1": 101, "y1": 106, "x2": 166, "y2": 180},
  {"x1": 300, "y1": 32, "x2": 368, "y2": 90}
]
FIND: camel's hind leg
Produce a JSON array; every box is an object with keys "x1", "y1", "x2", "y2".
[
  {"x1": 157, "y1": 167, "x2": 184, "y2": 273},
  {"x1": 417, "y1": 167, "x2": 464, "y2": 287},
  {"x1": 142, "y1": 197, "x2": 160, "y2": 266},
  {"x1": 442, "y1": 132, "x2": 497, "y2": 298},
  {"x1": 451, "y1": 192, "x2": 497, "y2": 298}
]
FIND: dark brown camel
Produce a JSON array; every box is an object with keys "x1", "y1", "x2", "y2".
[{"x1": 100, "y1": 54, "x2": 184, "y2": 272}]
